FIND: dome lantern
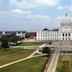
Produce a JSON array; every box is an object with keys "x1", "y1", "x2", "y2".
[
  {"x1": 61, "y1": 13, "x2": 72, "y2": 28},
  {"x1": 65, "y1": 13, "x2": 68, "y2": 17}
]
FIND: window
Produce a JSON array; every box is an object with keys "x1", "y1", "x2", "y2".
[
  {"x1": 69, "y1": 38, "x2": 70, "y2": 40},
  {"x1": 66, "y1": 33, "x2": 67, "y2": 36},
  {"x1": 69, "y1": 33, "x2": 70, "y2": 36},
  {"x1": 63, "y1": 38, "x2": 64, "y2": 40},
  {"x1": 63, "y1": 33, "x2": 64, "y2": 36}
]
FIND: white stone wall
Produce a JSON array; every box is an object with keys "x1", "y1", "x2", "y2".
[
  {"x1": 36, "y1": 31, "x2": 72, "y2": 41},
  {"x1": 36, "y1": 31, "x2": 58, "y2": 41}
]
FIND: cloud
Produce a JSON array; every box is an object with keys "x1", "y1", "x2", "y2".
[
  {"x1": 0, "y1": 11, "x2": 9, "y2": 16},
  {"x1": 56, "y1": 6, "x2": 64, "y2": 10},
  {"x1": 56, "y1": 5, "x2": 72, "y2": 12},
  {"x1": 0, "y1": 9, "x2": 32, "y2": 16},
  {"x1": 25, "y1": 15, "x2": 50, "y2": 20},
  {"x1": 10, "y1": 9, "x2": 32, "y2": 16},
  {"x1": 57, "y1": 6, "x2": 69, "y2": 10},
  {"x1": 11, "y1": 9, "x2": 27, "y2": 14},
  {"x1": 10, "y1": 0, "x2": 60, "y2": 9},
  {"x1": 69, "y1": 5, "x2": 72, "y2": 12},
  {"x1": 0, "y1": 12, "x2": 59, "y2": 31}
]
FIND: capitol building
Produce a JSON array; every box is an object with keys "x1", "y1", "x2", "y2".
[{"x1": 36, "y1": 14, "x2": 72, "y2": 42}]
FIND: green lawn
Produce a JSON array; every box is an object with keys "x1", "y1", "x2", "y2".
[
  {"x1": 0, "y1": 56, "x2": 49, "y2": 72},
  {"x1": 56, "y1": 55, "x2": 72, "y2": 72},
  {"x1": 17, "y1": 42, "x2": 43, "y2": 46},
  {"x1": 0, "y1": 48, "x2": 34, "y2": 66}
]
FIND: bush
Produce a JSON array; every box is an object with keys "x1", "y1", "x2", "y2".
[
  {"x1": 2, "y1": 40, "x2": 9, "y2": 49},
  {"x1": 42, "y1": 47, "x2": 51, "y2": 54},
  {"x1": 49, "y1": 42, "x2": 52, "y2": 44}
]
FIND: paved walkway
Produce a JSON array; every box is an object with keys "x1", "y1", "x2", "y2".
[
  {"x1": 46, "y1": 48, "x2": 60, "y2": 72},
  {"x1": 60, "y1": 53, "x2": 72, "y2": 55},
  {"x1": 60, "y1": 47, "x2": 72, "y2": 51},
  {"x1": 11, "y1": 46, "x2": 38, "y2": 50}
]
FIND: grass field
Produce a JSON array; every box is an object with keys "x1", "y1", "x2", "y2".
[
  {"x1": 17, "y1": 42, "x2": 43, "y2": 46},
  {"x1": 0, "y1": 56, "x2": 49, "y2": 72},
  {"x1": 0, "y1": 48, "x2": 34, "y2": 66},
  {"x1": 56, "y1": 55, "x2": 72, "y2": 72}
]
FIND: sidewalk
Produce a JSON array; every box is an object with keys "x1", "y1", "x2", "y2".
[{"x1": 46, "y1": 48, "x2": 60, "y2": 72}]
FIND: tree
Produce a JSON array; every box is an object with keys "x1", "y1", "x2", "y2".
[
  {"x1": 49, "y1": 42, "x2": 52, "y2": 44},
  {"x1": 42, "y1": 47, "x2": 51, "y2": 54},
  {"x1": 2, "y1": 40, "x2": 9, "y2": 49},
  {"x1": 25, "y1": 34, "x2": 30, "y2": 38},
  {"x1": 0, "y1": 35, "x2": 22, "y2": 46},
  {"x1": 0, "y1": 35, "x2": 8, "y2": 41}
]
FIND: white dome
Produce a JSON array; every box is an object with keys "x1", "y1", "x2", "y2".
[{"x1": 61, "y1": 14, "x2": 72, "y2": 24}]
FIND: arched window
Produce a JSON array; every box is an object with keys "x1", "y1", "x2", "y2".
[
  {"x1": 69, "y1": 38, "x2": 70, "y2": 40},
  {"x1": 63, "y1": 33, "x2": 64, "y2": 36},
  {"x1": 69, "y1": 33, "x2": 70, "y2": 36},
  {"x1": 63, "y1": 38, "x2": 64, "y2": 40},
  {"x1": 66, "y1": 33, "x2": 67, "y2": 36}
]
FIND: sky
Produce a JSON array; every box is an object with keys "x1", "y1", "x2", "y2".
[{"x1": 0, "y1": 0, "x2": 72, "y2": 31}]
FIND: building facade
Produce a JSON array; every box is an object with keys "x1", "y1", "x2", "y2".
[
  {"x1": 36, "y1": 14, "x2": 72, "y2": 42},
  {"x1": 16, "y1": 31, "x2": 26, "y2": 38},
  {"x1": 25, "y1": 32, "x2": 36, "y2": 39}
]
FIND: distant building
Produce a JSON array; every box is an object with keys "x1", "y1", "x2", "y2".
[
  {"x1": 36, "y1": 14, "x2": 72, "y2": 42},
  {"x1": 16, "y1": 31, "x2": 26, "y2": 38},
  {"x1": 0, "y1": 31, "x2": 26, "y2": 38},
  {"x1": 26, "y1": 32, "x2": 36, "y2": 39},
  {"x1": 2, "y1": 31, "x2": 16, "y2": 35},
  {"x1": 37, "y1": 30, "x2": 58, "y2": 42}
]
